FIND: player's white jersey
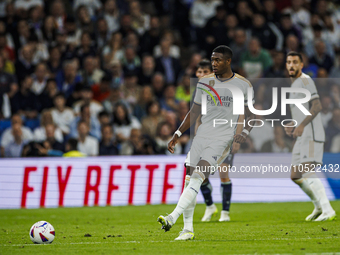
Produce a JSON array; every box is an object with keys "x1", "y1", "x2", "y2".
[
  {"x1": 289, "y1": 72, "x2": 325, "y2": 142},
  {"x1": 193, "y1": 73, "x2": 254, "y2": 139}
]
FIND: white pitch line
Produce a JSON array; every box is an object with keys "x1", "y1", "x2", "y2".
[{"x1": 1, "y1": 236, "x2": 339, "y2": 247}]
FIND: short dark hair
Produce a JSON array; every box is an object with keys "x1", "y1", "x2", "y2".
[
  {"x1": 54, "y1": 92, "x2": 65, "y2": 100},
  {"x1": 212, "y1": 45, "x2": 233, "y2": 60},
  {"x1": 98, "y1": 110, "x2": 110, "y2": 118},
  {"x1": 80, "y1": 103, "x2": 90, "y2": 113},
  {"x1": 197, "y1": 59, "x2": 212, "y2": 71},
  {"x1": 66, "y1": 138, "x2": 78, "y2": 151},
  {"x1": 287, "y1": 51, "x2": 303, "y2": 62}
]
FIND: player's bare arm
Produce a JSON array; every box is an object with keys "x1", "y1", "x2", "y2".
[
  {"x1": 234, "y1": 106, "x2": 254, "y2": 144},
  {"x1": 232, "y1": 115, "x2": 244, "y2": 153},
  {"x1": 168, "y1": 103, "x2": 201, "y2": 154},
  {"x1": 292, "y1": 98, "x2": 322, "y2": 138}
]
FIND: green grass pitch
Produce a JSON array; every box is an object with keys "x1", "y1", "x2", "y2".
[{"x1": 0, "y1": 201, "x2": 340, "y2": 254}]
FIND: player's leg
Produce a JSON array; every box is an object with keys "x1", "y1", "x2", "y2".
[
  {"x1": 291, "y1": 140, "x2": 336, "y2": 221},
  {"x1": 291, "y1": 163, "x2": 322, "y2": 220},
  {"x1": 158, "y1": 159, "x2": 210, "y2": 231},
  {"x1": 200, "y1": 177, "x2": 218, "y2": 222},
  {"x1": 219, "y1": 160, "x2": 232, "y2": 222},
  {"x1": 175, "y1": 165, "x2": 196, "y2": 240}
]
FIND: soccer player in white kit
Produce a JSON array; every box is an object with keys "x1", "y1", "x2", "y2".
[
  {"x1": 157, "y1": 46, "x2": 255, "y2": 240},
  {"x1": 285, "y1": 51, "x2": 336, "y2": 221}
]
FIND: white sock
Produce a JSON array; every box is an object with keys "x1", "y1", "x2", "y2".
[
  {"x1": 169, "y1": 172, "x2": 204, "y2": 224},
  {"x1": 183, "y1": 175, "x2": 195, "y2": 232},
  {"x1": 293, "y1": 177, "x2": 320, "y2": 209},
  {"x1": 305, "y1": 172, "x2": 334, "y2": 213}
]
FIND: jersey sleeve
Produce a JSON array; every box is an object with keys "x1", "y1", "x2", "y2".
[
  {"x1": 193, "y1": 82, "x2": 202, "y2": 105},
  {"x1": 244, "y1": 84, "x2": 255, "y2": 106},
  {"x1": 305, "y1": 78, "x2": 319, "y2": 101}
]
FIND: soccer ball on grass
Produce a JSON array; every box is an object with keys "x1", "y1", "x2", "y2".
[{"x1": 29, "y1": 221, "x2": 55, "y2": 244}]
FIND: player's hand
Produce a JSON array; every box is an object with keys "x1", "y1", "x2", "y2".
[
  {"x1": 168, "y1": 134, "x2": 179, "y2": 154},
  {"x1": 231, "y1": 142, "x2": 241, "y2": 154},
  {"x1": 284, "y1": 122, "x2": 295, "y2": 137},
  {"x1": 292, "y1": 125, "x2": 304, "y2": 138},
  {"x1": 234, "y1": 132, "x2": 247, "y2": 144}
]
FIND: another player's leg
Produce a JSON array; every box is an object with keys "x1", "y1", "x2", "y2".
[
  {"x1": 175, "y1": 166, "x2": 196, "y2": 240},
  {"x1": 219, "y1": 162, "x2": 232, "y2": 222},
  {"x1": 200, "y1": 178, "x2": 218, "y2": 222},
  {"x1": 157, "y1": 160, "x2": 210, "y2": 232},
  {"x1": 291, "y1": 163, "x2": 336, "y2": 221}
]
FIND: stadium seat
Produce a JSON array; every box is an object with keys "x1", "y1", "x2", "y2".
[
  {"x1": 24, "y1": 118, "x2": 40, "y2": 131},
  {"x1": 0, "y1": 119, "x2": 11, "y2": 136}
]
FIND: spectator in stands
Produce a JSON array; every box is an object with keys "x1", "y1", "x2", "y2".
[
  {"x1": 51, "y1": 92, "x2": 74, "y2": 136},
  {"x1": 118, "y1": 14, "x2": 137, "y2": 39},
  {"x1": 102, "y1": 87, "x2": 129, "y2": 114},
  {"x1": 261, "y1": 125, "x2": 292, "y2": 153},
  {"x1": 96, "y1": 18, "x2": 110, "y2": 50},
  {"x1": 81, "y1": 56, "x2": 104, "y2": 86},
  {"x1": 122, "y1": 45, "x2": 141, "y2": 74},
  {"x1": 175, "y1": 73, "x2": 193, "y2": 103},
  {"x1": 75, "y1": 32, "x2": 97, "y2": 68},
  {"x1": 301, "y1": 52, "x2": 319, "y2": 78},
  {"x1": 249, "y1": 12, "x2": 283, "y2": 51},
  {"x1": 140, "y1": 16, "x2": 161, "y2": 55},
  {"x1": 29, "y1": 34, "x2": 49, "y2": 65},
  {"x1": 113, "y1": 102, "x2": 141, "y2": 143},
  {"x1": 3, "y1": 123, "x2": 28, "y2": 157},
  {"x1": 151, "y1": 73, "x2": 165, "y2": 100},
  {"x1": 41, "y1": 16, "x2": 57, "y2": 48},
  {"x1": 33, "y1": 110, "x2": 63, "y2": 143},
  {"x1": 73, "y1": 0, "x2": 102, "y2": 18},
  {"x1": 99, "y1": 124, "x2": 119, "y2": 155},
  {"x1": 103, "y1": 0, "x2": 120, "y2": 34},
  {"x1": 10, "y1": 76, "x2": 38, "y2": 119},
  {"x1": 38, "y1": 78, "x2": 58, "y2": 110},
  {"x1": 320, "y1": 96, "x2": 333, "y2": 129},
  {"x1": 325, "y1": 108, "x2": 340, "y2": 152},
  {"x1": 76, "y1": 6, "x2": 95, "y2": 35},
  {"x1": 155, "y1": 39, "x2": 181, "y2": 85},
  {"x1": 153, "y1": 31, "x2": 180, "y2": 60},
  {"x1": 262, "y1": 0, "x2": 281, "y2": 25},
  {"x1": 264, "y1": 51, "x2": 285, "y2": 78},
  {"x1": 138, "y1": 55, "x2": 155, "y2": 86},
  {"x1": 98, "y1": 111, "x2": 111, "y2": 126},
  {"x1": 47, "y1": 47, "x2": 62, "y2": 77},
  {"x1": 31, "y1": 63, "x2": 49, "y2": 96},
  {"x1": 235, "y1": 1, "x2": 253, "y2": 29},
  {"x1": 154, "y1": 121, "x2": 182, "y2": 155},
  {"x1": 92, "y1": 74, "x2": 111, "y2": 102},
  {"x1": 129, "y1": 0, "x2": 150, "y2": 35},
  {"x1": 121, "y1": 71, "x2": 141, "y2": 106},
  {"x1": 304, "y1": 24, "x2": 335, "y2": 59},
  {"x1": 203, "y1": 4, "x2": 228, "y2": 54},
  {"x1": 56, "y1": 60, "x2": 82, "y2": 98},
  {"x1": 15, "y1": 44, "x2": 35, "y2": 82},
  {"x1": 240, "y1": 37, "x2": 272, "y2": 78},
  {"x1": 133, "y1": 85, "x2": 154, "y2": 121},
  {"x1": 1, "y1": 114, "x2": 33, "y2": 156},
  {"x1": 309, "y1": 40, "x2": 334, "y2": 73},
  {"x1": 283, "y1": 0, "x2": 310, "y2": 29},
  {"x1": 73, "y1": 85, "x2": 103, "y2": 117},
  {"x1": 76, "y1": 120, "x2": 99, "y2": 156},
  {"x1": 160, "y1": 85, "x2": 179, "y2": 112},
  {"x1": 284, "y1": 34, "x2": 300, "y2": 54},
  {"x1": 102, "y1": 32, "x2": 124, "y2": 66},
  {"x1": 185, "y1": 53, "x2": 202, "y2": 78},
  {"x1": 63, "y1": 138, "x2": 85, "y2": 157},
  {"x1": 13, "y1": 20, "x2": 32, "y2": 53},
  {"x1": 120, "y1": 128, "x2": 153, "y2": 155},
  {"x1": 230, "y1": 28, "x2": 247, "y2": 72},
  {"x1": 279, "y1": 13, "x2": 301, "y2": 45},
  {"x1": 330, "y1": 55, "x2": 340, "y2": 79},
  {"x1": 141, "y1": 100, "x2": 164, "y2": 139},
  {"x1": 70, "y1": 103, "x2": 101, "y2": 140},
  {"x1": 0, "y1": 55, "x2": 18, "y2": 118},
  {"x1": 41, "y1": 123, "x2": 64, "y2": 151}
]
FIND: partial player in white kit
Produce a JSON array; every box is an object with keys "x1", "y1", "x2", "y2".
[
  {"x1": 157, "y1": 46, "x2": 255, "y2": 240},
  {"x1": 285, "y1": 51, "x2": 336, "y2": 221}
]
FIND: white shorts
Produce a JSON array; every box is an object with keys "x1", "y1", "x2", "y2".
[
  {"x1": 184, "y1": 136, "x2": 233, "y2": 170},
  {"x1": 291, "y1": 136, "x2": 324, "y2": 166}
]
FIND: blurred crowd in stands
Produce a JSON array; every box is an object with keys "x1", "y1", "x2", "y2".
[{"x1": 0, "y1": 0, "x2": 340, "y2": 157}]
